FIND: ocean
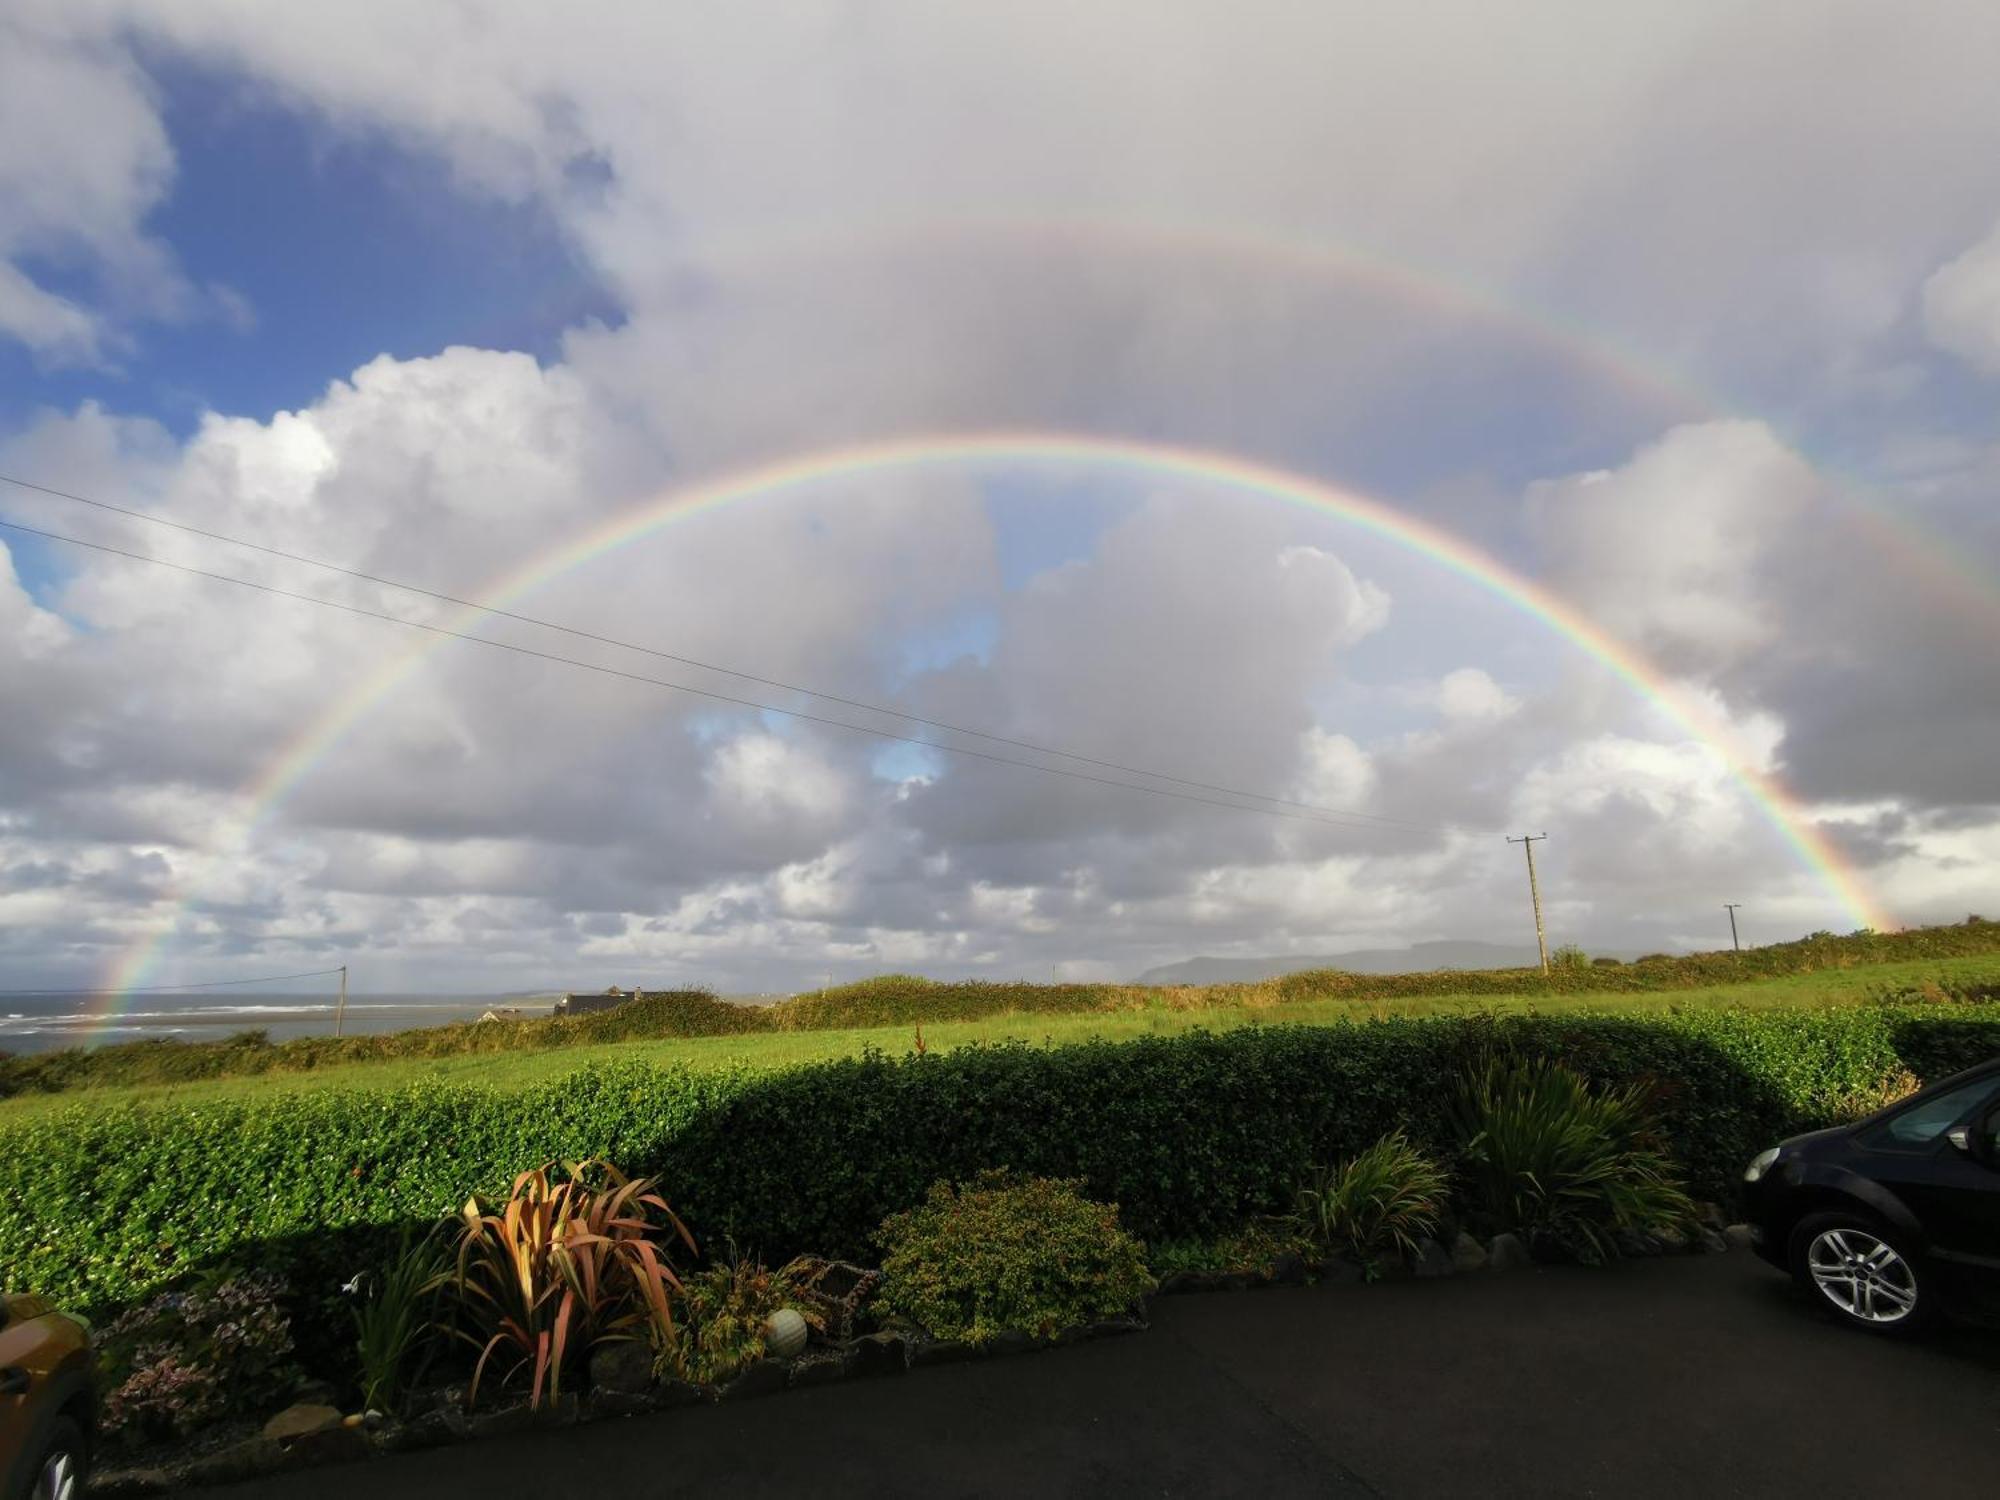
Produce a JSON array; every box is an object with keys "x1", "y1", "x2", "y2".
[{"x1": 0, "y1": 991, "x2": 551, "y2": 1056}]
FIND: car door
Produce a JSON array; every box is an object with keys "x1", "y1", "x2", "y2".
[
  {"x1": 0, "y1": 1297, "x2": 43, "y2": 1486},
  {"x1": 1853, "y1": 1072, "x2": 2000, "y2": 1277}
]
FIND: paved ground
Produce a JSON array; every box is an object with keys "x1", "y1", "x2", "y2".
[{"x1": 197, "y1": 1251, "x2": 1999, "y2": 1499}]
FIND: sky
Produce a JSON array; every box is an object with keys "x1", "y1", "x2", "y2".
[{"x1": 1, "y1": 1, "x2": 1997, "y2": 994}]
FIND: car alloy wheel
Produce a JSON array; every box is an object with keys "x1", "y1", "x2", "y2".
[
  {"x1": 32, "y1": 1445, "x2": 79, "y2": 1500},
  {"x1": 1805, "y1": 1225, "x2": 1919, "y2": 1324}
]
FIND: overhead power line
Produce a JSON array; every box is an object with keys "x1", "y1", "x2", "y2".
[
  {"x1": 0, "y1": 514, "x2": 1442, "y2": 833},
  {"x1": 0, "y1": 965, "x2": 345, "y2": 997},
  {"x1": 0, "y1": 470, "x2": 1445, "y2": 835}
]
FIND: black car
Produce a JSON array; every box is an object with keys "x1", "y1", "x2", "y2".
[{"x1": 1740, "y1": 1056, "x2": 2000, "y2": 1332}]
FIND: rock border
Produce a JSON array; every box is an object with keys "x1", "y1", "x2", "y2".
[
  {"x1": 1152, "y1": 1206, "x2": 1745, "y2": 1297},
  {"x1": 89, "y1": 1307, "x2": 1150, "y2": 1495},
  {"x1": 91, "y1": 1213, "x2": 1746, "y2": 1496}
]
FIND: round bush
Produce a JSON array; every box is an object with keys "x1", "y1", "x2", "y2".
[{"x1": 875, "y1": 1172, "x2": 1153, "y2": 1344}]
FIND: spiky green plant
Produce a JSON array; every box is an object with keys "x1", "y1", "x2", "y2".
[
  {"x1": 1293, "y1": 1131, "x2": 1448, "y2": 1271},
  {"x1": 1455, "y1": 1056, "x2": 1695, "y2": 1264},
  {"x1": 349, "y1": 1226, "x2": 451, "y2": 1414}
]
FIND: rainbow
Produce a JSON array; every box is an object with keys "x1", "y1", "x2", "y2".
[
  {"x1": 660, "y1": 212, "x2": 2000, "y2": 634},
  {"x1": 99, "y1": 432, "x2": 1891, "y2": 1008}
]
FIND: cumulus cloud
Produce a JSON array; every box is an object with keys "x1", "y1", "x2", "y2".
[
  {"x1": 4, "y1": 2, "x2": 2000, "y2": 989},
  {"x1": 1923, "y1": 218, "x2": 2000, "y2": 375},
  {"x1": 1525, "y1": 421, "x2": 1820, "y2": 673},
  {"x1": 0, "y1": 15, "x2": 195, "y2": 362}
]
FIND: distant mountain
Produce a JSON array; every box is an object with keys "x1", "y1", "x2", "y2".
[{"x1": 1135, "y1": 940, "x2": 1582, "y2": 986}]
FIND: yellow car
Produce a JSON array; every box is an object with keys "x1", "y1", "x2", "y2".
[{"x1": 0, "y1": 1295, "x2": 94, "y2": 1500}]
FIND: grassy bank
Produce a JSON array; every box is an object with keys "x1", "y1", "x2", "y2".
[
  {"x1": 2, "y1": 952, "x2": 1994, "y2": 1123},
  {"x1": 5, "y1": 919, "x2": 1994, "y2": 1106}
]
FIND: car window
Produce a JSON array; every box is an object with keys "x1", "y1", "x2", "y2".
[{"x1": 1866, "y1": 1075, "x2": 2000, "y2": 1149}]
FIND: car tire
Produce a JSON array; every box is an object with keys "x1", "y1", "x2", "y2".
[
  {"x1": 1786, "y1": 1210, "x2": 1935, "y2": 1335},
  {"x1": 17, "y1": 1412, "x2": 87, "y2": 1500}
]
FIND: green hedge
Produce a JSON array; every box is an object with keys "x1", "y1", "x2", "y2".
[{"x1": 3, "y1": 1006, "x2": 1995, "y2": 1359}]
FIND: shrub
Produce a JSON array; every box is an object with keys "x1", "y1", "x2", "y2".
[
  {"x1": 445, "y1": 1160, "x2": 694, "y2": 1408},
  {"x1": 346, "y1": 1227, "x2": 451, "y2": 1415},
  {"x1": 769, "y1": 976, "x2": 1122, "y2": 1032},
  {"x1": 1550, "y1": 944, "x2": 1591, "y2": 972},
  {"x1": 667, "y1": 1252, "x2": 819, "y2": 1386},
  {"x1": 1147, "y1": 1219, "x2": 1311, "y2": 1280},
  {"x1": 99, "y1": 1270, "x2": 299, "y2": 1443},
  {"x1": 1454, "y1": 1057, "x2": 1694, "y2": 1263},
  {"x1": 875, "y1": 1173, "x2": 1152, "y2": 1344},
  {"x1": 1293, "y1": 1131, "x2": 1448, "y2": 1271},
  {"x1": 1590, "y1": 956, "x2": 1624, "y2": 968}
]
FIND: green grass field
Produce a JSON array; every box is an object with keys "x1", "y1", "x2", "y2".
[{"x1": 4, "y1": 951, "x2": 1992, "y2": 1125}]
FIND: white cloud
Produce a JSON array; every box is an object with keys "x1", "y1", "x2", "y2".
[
  {"x1": 1525, "y1": 421, "x2": 1820, "y2": 673},
  {"x1": 1922, "y1": 218, "x2": 2000, "y2": 375},
  {"x1": 1434, "y1": 668, "x2": 1518, "y2": 723},
  {"x1": 6, "y1": 4, "x2": 2000, "y2": 988},
  {"x1": 0, "y1": 15, "x2": 191, "y2": 361}
]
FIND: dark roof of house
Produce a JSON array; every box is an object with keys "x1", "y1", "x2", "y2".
[{"x1": 554, "y1": 987, "x2": 641, "y2": 1014}]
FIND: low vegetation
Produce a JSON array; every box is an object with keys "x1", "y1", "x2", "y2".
[
  {"x1": 36, "y1": 921, "x2": 1995, "y2": 1468},
  {"x1": 875, "y1": 1172, "x2": 1153, "y2": 1345},
  {"x1": 99, "y1": 1270, "x2": 300, "y2": 1443},
  {"x1": 446, "y1": 1160, "x2": 694, "y2": 1409},
  {"x1": 347, "y1": 1227, "x2": 450, "y2": 1415},
  {"x1": 8, "y1": 1000, "x2": 1995, "y2": 1368},
  {"x1": 5, "y1": 920, "x2": 1996, "y2": 1104},
  {"x1": 666, "y1": 1253, "x2": 820, "y2": 1386},
  {"x1": 0, "y1": 989, "x2": 754, "y2": 1098},
  {"x1": 1293, "y1": 1130, "x2": 1449, "y2": 1272},
  {"x1": 1454, "y1": 1056, "x2": 1695, "y2": 1263}
]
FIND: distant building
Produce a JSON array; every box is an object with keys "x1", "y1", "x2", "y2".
[
  {"x1": 477, "y1": 1007, "x2": 526, "y2": 1023},
  {"x1": 554, "y1": 985, "x2": 643, "y2": 1018}
]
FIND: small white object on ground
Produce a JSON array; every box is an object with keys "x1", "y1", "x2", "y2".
[{"x1": 765, "y1": 1306, "x2": 810, "y2": 1359}]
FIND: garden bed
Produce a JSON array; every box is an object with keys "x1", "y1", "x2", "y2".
[{"x1": 89, "y1": 1213, "x2": 1748, "y2": 1496}]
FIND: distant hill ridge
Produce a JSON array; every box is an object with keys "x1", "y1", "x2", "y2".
[{"x1": 1134, "y1": 940, "x2": 1639, "y2": 986}]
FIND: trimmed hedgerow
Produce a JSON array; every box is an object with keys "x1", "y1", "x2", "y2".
[{"x1": 1, "y1": 1006, "x2": 1994, "y2": 1360}]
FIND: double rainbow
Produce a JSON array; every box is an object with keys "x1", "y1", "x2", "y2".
[{"x1": 97, "y1": 431, "x2": 1891, "y2": 1010}]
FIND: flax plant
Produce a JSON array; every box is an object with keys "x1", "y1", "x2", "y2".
[
  {"x1": 1455, "y1": 1056, "x2": 1695, "y2": 1264},
  {"x1": 446, "y1": 1159, "x2": 696, "y2": 1408},
  {"x1": 1293, "y1": 1131, "x2": 1449, "y2": 1271}
]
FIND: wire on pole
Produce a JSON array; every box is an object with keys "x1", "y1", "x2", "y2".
[
  {"x1": 0, "y1": 472, "x2": 1450, "y2": 836},
  {"x1": 0, "y1": 513, "x2": 1455, "y2": 836}
]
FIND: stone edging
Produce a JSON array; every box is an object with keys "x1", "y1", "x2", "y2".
[{"x1": 92, "y1": 1214, "x2": 1749, "y2": 1495}]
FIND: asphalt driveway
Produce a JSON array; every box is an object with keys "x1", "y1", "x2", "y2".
[{"x1": 195, "y1": 1250, "x2": 1999, "y2": 1499}]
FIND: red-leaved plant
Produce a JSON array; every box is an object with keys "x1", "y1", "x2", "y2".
[{"x1": 445, "y1": 1160, "x2": 695, "y2": 1409}]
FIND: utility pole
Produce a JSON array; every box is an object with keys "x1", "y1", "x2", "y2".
[
  {"x1": 1507, "y1": 834, "x2": 1550, "y2": 973},
  {"x1": 334, "y1": 964, "x2": 348, "y2": 1037},
  {"x1": 1724, "y1": 904, "x2": 1743, "y2": 953}
]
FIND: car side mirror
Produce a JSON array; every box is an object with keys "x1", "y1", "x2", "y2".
[{"x1": 1952, "y1": 1108, "x2": 2000, "y2": 1165}]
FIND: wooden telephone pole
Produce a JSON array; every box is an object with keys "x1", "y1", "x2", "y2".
[
  {"x1": 1724, "y1": 904, "x2": 1743, "y2": 953},
  {"x1": 334, "y1": 965, "x2": 348, "y2": 1036},
  {"x1": 1507, "y1": 834, "x2": 1550, "y2": 973}
]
